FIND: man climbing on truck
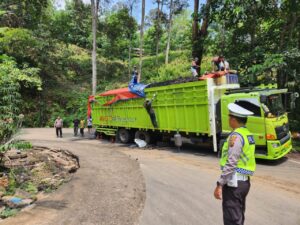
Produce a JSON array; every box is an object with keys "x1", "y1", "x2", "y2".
[{"x1": 143, "y1": 94, "x2": 158, "y2": 128}]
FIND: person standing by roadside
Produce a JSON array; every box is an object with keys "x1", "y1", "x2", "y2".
[
  {"x1": 214, "y1": 103, "x2": 256, "y2": 225},
  {"x1": 87, "y1": 117, "x2": 93, "y2": 134},
  {"x1": 73, "y1": 118, "x2": 80, "y2": 136},
  {"x1": 80, "y1": 119, "x2": 85, "y2": 137},
  {"x1": 54, "y1": 116, "x2": 63, "y2": 138}
]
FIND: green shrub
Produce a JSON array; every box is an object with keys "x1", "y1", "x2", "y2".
[
  {"x1": 0, "y1": 208, "x2": 19, "y2": 218},
  {"x1": 10, "y1": 141, "x2": 32, "y2": 150}
]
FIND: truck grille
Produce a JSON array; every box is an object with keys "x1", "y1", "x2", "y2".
[
  {"x1": 280, "y1": 133, "x2": 290, "y2": 145},
  {"x1": 275, "y1": 123, "x2": 289, "y2": 140}
]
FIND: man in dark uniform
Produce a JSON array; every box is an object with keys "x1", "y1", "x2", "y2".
[
  {"x1": 143, "y1": 94, "x2": 158, "y2": 128},
  {"x1": 214, "y1": 103, "x2": 256, "y2": 225},
  {"x1": 73, "y1": 118, "x2": 80, "y2": 136}
]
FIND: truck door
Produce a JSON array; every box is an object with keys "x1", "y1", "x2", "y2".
[{"x1": 234, "y1": 99, "x2": 266, "y2": 147}]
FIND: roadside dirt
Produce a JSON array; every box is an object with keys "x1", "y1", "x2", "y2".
[
  {"x1": 2, "y1": 129, "x2": 146, "y2": 225},
  {"x1": 288, "y1": 150, "x2": 300, "y2": 161}
]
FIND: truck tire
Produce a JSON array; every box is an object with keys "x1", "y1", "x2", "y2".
[
  {"x1": 135, "y1": 130, "x2": 151, "y2": 144},
  {"x1": 118, "y1": 128, "x2": 131, "y2": 143}
]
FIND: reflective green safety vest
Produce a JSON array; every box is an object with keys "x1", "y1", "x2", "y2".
[{"x1": 220, "y1": 127, "x2": 256, "y2": 175}]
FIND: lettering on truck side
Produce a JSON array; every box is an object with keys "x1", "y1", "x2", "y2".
[{"x1": 100, "y1": 116, "x2": 137, "y2": 123}]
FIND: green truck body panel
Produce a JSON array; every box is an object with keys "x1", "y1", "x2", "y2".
[
  {"x1": 93, "y1": 80, "x2": 210, "y2": 135},
  {"x1": 91, "y1": 79, "x2": 293, "y2": 160}
]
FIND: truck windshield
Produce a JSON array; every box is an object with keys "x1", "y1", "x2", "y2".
[{"x1": 265, "y1": 94, "x2": 285, "y2": 117}]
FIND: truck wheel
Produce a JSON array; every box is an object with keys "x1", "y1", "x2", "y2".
[
  {"x1": 118, "y1": 128, "x2": 131, "y2": 143},
  {"x1": 135, "y1": 130, "x2": 151, "y2": 144}
]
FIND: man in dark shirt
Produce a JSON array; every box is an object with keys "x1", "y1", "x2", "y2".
[
  {"x1": 73, "y1": 118, "x2": 80, "y2": 136},
  {"x1": 144, "y1": 96, "x2": 158, "y2": 128}
]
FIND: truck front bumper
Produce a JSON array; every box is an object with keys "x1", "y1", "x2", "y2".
[{"x1": 255, "y1": 134, "x2": 292, "y2": 160}]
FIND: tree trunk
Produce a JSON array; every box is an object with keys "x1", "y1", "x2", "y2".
[
  {"x1": 155, "y1": 0, "x2": 161, "y2": 65},
  {"x1": 91, "y1": 0, "x2": 99, "y2": 95},
  {"x1": 277, "y1": 0, "x2": 297, "y2": 88},
  {"x1": 139, "y1": 0, "x2": 145, "y2": 82},
  {"x1": 192, "y1": 0, "x2": 199, "y2": 57},
  {"x1": 192, "y1": 0, "x2": 212, "y2": 74},
  {"x1": 128, "y1": 4, "x2": 133, "y2": 78},
  {"x1": 165, "y1": 0, "x2": 173, "y2": 64}
]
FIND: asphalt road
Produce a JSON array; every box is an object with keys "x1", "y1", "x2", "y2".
[{"x1": 5, "y1": 128, "x2": 300, "y2": 225}]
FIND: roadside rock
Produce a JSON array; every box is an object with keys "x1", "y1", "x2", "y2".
[
  {"x1": 7, "y1": 151, "x2": 27, "y2": 160},
  {"x1": 0, "y1": 176, "x2": 8, "y2": 188},
  {"x1": 14, "y1": 189, "x2": 32, "y2": 199},
  {"x1": 2, "y1": 196, "x2": 34, "y2": 208},
  {"x1": 0, "y1": 145, "x2": 80, "y2": 218}
]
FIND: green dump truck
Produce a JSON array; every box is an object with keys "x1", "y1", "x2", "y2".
[{"x1": 89, "y1": 76, "x2": 297, "y2": 160}]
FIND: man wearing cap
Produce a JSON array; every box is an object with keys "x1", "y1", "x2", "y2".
[{"x1": 214, "y1": 103, "x2": 256, "y2": 225}]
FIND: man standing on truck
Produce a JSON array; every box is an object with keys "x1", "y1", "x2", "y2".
[
  {"x1": 191, "y1": 57, "x2": 199, "y2": 77},
  {"x1": 212, "y1": 55, "x2": 229, "y2": 72},
  {"x1": 131, "y1": 66, "x2": 138, "y2": 84},
  {"x1": 214, "y1": 103, "x2": 256, "y2": 225}
]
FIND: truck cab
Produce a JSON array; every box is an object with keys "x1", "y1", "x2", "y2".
[{"x1": 220, "y1": 86, "x2": 293, "y2": 160}]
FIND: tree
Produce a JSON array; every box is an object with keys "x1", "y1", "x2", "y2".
[
  {"x1": 0, "y1": 55, "x2": 41, "y2": 145},
  {"x1": 165, "y1": 0, "x2": 173, "y2": 64},
  {"x1": 50, "y1": 1, "x2": 92, "y2": 49},
  {"x1": 91, "y1": 0, "x2": 100, "y2": 95},
  {"x1": 126, "y1": 0, "x2": 139, "y2": 77},
  {"x1": 0, "y1": 0, "x2": 50, "y2": 29},
  {"x1": 170, "y1": 10, "x2": 191, "y2": 51},
  {"x1": 139, "y1": 0, "x2": 145, "y2": 82},
  {"x1": 154, "y1": 0, "x2": 165, "y2": 65},
  {"x1": 192, "y1": 0, "x2": 216, "y2": 73},
  {"x1": 101, "y1": 8, "x2": 137, "y2": 60}
]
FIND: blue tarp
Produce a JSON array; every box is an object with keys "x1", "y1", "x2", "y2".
[{"x1": 128, "y1": 75, "x2": 148, "y2": 97}]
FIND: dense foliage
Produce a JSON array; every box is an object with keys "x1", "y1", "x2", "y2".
[{"x1": 0, "y1": 0, "x2": 299, "y2": 136}]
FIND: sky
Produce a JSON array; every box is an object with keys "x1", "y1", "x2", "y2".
[{"x1": 54, "y1": 0, "x2": 198, "y2": 21}]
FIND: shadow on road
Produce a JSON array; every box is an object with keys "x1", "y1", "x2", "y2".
[
  {"x1": 256, "y1": 157, "x2": 288, "y2": 166},
  {"x1": 37, "y1": 200, "x2": 68, "y2": 210},
  {"x1": 112, "y1": 139, "x2": 218, "y2": 158}
]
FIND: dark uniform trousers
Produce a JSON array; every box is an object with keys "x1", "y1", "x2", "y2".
[{"x1": 222, "y1": 180, "x2": 250, "y2": 225}]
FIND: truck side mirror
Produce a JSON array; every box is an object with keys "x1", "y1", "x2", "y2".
[
  {"x1": 290, "y1": 92, "x2": 299, "y2": 110},
  {"x1": 283, "y1": 92, "x2": 298, "y2": 112},
  {"x1": 260, "y1": 95, "x2": 267, "y2": 103}
]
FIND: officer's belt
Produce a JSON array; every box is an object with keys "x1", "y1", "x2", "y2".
[{"x1": 237, "y1": 173, "x2": 249, "y2": 181}]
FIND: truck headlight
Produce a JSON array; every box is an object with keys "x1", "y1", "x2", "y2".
[{"x1": 272, "y1": 143, "x2": 280, "y2": 148}]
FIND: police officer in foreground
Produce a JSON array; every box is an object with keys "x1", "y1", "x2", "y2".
[{"x1": 214, "y1": 103, "x2": 256, "y2": 225}]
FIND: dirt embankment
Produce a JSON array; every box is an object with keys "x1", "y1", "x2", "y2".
[{"x1": 0, "y1": 146, "x2": 79, "y2": 220}]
